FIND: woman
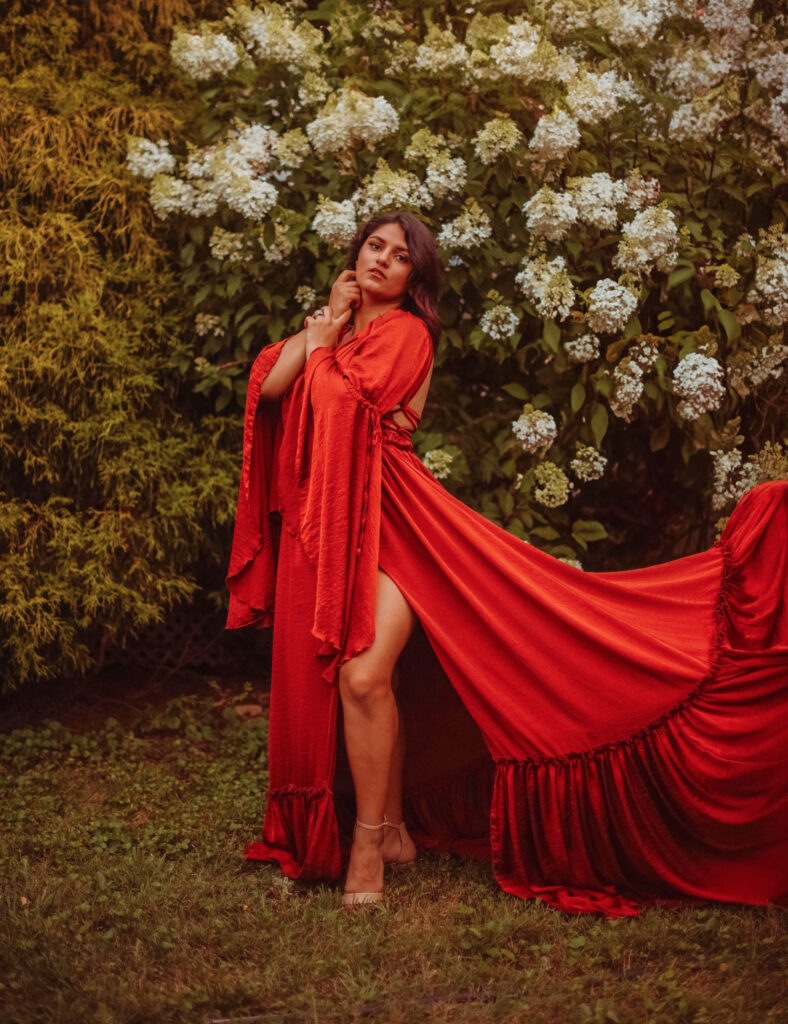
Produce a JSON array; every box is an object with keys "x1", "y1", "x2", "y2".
[{"x1": 227, "y1": 211, "x2": 788, "y2": 916}]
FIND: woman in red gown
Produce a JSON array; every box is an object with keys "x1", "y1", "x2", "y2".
[{"x1": 226, "y1": 211, "x2": 788, "y2": 916}]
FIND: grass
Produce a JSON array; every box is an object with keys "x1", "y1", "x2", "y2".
[{"x1": 0, "y1": 690, "x2": 785, "y2": 1024}]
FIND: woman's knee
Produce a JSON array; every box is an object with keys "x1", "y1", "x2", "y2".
[{"x1": 338, "y1": 658, "x2": 392, "y2": 706}]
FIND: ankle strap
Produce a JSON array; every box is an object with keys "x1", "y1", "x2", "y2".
[
  {"x1": 355, "y1": 818, "x2": 385, "y2": 831},
  {"x1": 383, "y1": 818, "x2": 405, "y2": 829}
]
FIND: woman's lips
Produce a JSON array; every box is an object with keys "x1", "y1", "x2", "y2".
[{"x1": 368, "y1": 268, "x2": 386, "y2": 280}]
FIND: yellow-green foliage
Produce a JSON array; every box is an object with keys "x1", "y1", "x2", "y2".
[{"x1": 0, "y1": 1, "x2": 238, "y2": 691}]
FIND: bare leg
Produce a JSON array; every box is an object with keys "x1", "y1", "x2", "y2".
[
  {"x1": 381, "y1": 671, "x2": 418, "y2": 864},
  {"x1": 338, "y1": 570, "x2": 415, "y2": 896}
]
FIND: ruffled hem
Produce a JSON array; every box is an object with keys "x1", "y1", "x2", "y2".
[
  {"x1": 490, "y1": 515, "x2": 788, "y2": 917},
  {"x1": 244, "y1": 784, "x2": 342, "y2": 881}
]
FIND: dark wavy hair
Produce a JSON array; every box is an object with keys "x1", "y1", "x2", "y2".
[{"x1": 345, "y1": 211, "x2": 442, "y2": 345}]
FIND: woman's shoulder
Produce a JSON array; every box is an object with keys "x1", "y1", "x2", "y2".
[{"x1": 380, "y1": 308, "x2": 432, "y2": 346}]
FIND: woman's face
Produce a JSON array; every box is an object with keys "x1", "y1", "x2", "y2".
[{"x1": 354, "y1": 222, "x2": 412, "y2": 304}]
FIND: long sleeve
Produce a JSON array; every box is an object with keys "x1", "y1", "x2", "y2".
[{"x1": 225, "y1": 338, "x2": 290, "y2": 629}]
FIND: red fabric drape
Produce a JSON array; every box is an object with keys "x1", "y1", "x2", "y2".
[{"x1": 228, "y1": 309, "x2": 788, "y2": 916}]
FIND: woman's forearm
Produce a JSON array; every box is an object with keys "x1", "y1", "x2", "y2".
[{"x1": 259, "y1": 329, "x2": 308, "y2": 399}]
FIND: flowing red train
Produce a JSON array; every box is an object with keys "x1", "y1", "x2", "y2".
[{"x1": 226, "y1": 308, "x2": 788, "y2": 917}]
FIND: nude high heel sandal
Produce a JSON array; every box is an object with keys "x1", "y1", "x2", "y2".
[
  {"x1": 383, "y1": 818, "x2": 417, "y2": 869},
  {"x1": 341, "y1": 819, "x2": 385, "y2": 909}
]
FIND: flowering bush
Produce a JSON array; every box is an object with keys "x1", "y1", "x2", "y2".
[{"x1": 126, "y1": 0, "x2": 788, "y2": 568}]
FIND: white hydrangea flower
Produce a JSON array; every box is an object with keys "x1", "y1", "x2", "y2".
[
  {"x1": 437, "y1": 199, "x2": 492, "y2": 249},
  {"x1": 473, "y1": 116, "x2": 524, "y2": 164},
  {"x1": 586, "y1": 279, "x2": 638, "y2": 333},
  {"x1": 610, "y1": 357, "x2": 644, "y2": 421},
  {"x1": 480, "y1": 304, "x2": 520, "y2": 342},
  {"x1": 224, "y1": 175, "x2": 278, "y2": 219},
  {"x1": 425, "y1": 152, "x2": 467, "y2": 199},
  {"x1": 628, "y1": 337, "x2": 660, "y2": 372},
  {"x1": 564, "y1": 333, "x2": 600, "y2": 363},
  {"x1": 515, "y1": 255, "x2": 575, "y2": 320},
  {"x1": 709, "y1": 263, "x2": 741, "y2": 289},
  {"x1": 227, "y1": 123, "x2": 279, "y2": 173},
  {"x1": 414, "y1": 26, "x2": 469, "y2": 72},
  {"x1": 257, "y1": 218, "x2": 294, "y2": 264},
  {"x1": 614, "y1": 205, "x2": 680, "y2": 275},
  {"x1": 727, "y1": 335, "x2": 788, "y2": 396},
  {"x1": 570, "y1": 443, "x2": 608, "y2": 481},
  {"x1": 295, "y1": 285, "x2": 317, "y2": 310},
  {"x1": 228, "y1": 2, "x2": 324, "y2": 71},
  {"x1": 522, "y1": 185, "x2": 578, "y2": 241},
  {"x1": 672, "y1": 352, "x2": 726, "y2": 419},
  {"x1": 422, "y1": 448, "x2": 454, "y2": 480},
  {"x1": 746, "y1": 251, "x2": 788, "y2": 327},
  {"x1": 595, "y1": 0, "x2": 676, "y2": 49},
  {"x1": 558, "y1": 555, "x2": 584, "y2": 570},
  {"x1": 655, "y1": 41, "x2": 734, "y2": 99},
  {"x1": 533, "y1": 460, "x2": 571, "y2": 507},
  {"x1": 489, "y1": 17, "x2": 541, "y2": 78},
  {"x1": 170, "y1": 30, "x2": 243, "y2": 80},
  {"x1": 749, "y1": 40, "x2": 788, "y2": 103},
  {"x1": 311, "y1": 196, "x2": 357, "y2": 248},
  {"x1": 306, "y1": 89, "x2": 399, "y2": 156},
  {"x1": 700, "y1": 0, "x2": 754, "y2": 46},
  {"x1": 149, "y1": 174, "x2": 198, "y2": 219},
  {"x1": 404, "y1": 128, "x2": 449, "y2": 162},
  {"x1": 298, "y1": 71, "x2": 330, "y2": 106},
  {"x1": 528, "y1": 109, "x2": 581, "y2": 161},
  {"x1": 669, "y1": 96, "x2": 732, "y2": 142},
  {"x1": 353, "y1": 159, "x2": 431, "y2": 219},
  {"x1": 489, "y1": 17, "x2": 573, "y2": 84},
  {"x1": 272, "y1": 129, "x2": 312, "y2": 169},
  {"x1": 512, "y1": 404, "x2": 557, "y2": 454},
  {"x1": 209, "y1": 226, "x2": 247, "y2": 263},
  {"x1": 566, "y1": 172, "x2": 627, "y2": 230},
  {"x1": 623, "y1": 168, "x2": 661, "y2": 211},
  {"x1": 565, "y1": 69, "x2": 638, "y2": 124},
  {"x1": 126, "y1": 137, "x2": 175, "y2": 179},
  {"x1": 179, "y1": 129, "x2": 279, "y2": 220},
  {"x1": 194, "y1": 312, "x2": 223, "y2": 338},
  {"x1": 542, "y1": 0, "x2": 597, "y2": 36},
  {"x1": 711, "y1": 448, "x2": 762, "y2": 512}
]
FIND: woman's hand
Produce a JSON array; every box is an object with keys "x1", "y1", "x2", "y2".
[
  {"x1": 328, "y1": 269, "x2": 362, "y2": 318},
  {"x1": 304, "y1": 305, "x2": 352, "y2": 359}
]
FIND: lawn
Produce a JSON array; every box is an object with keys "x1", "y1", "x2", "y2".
[{"x1": 1, "y1": 688, "x2": 785, "y2": 1024}]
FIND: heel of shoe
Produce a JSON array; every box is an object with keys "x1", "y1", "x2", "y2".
[
  {"x1": 383, "y1": 818, "x2": 418, "y2": 869},
  {"x1": 342, "y1": 818, "x2": 385, "y2": 910}
]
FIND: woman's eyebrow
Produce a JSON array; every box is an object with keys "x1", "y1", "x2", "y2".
[{"x1": 369, "y1": 234, "x2": 410, "y2": 253}]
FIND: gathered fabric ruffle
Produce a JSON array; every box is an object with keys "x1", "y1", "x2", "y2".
[{"x1": 245, "y1": 784, "x2": 342, "y2": 881}]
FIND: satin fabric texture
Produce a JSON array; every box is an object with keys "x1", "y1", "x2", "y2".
[{"x1": 226, "y1": 308, "x2": 788, "y2": 917}]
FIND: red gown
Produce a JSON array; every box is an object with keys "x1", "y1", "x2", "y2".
[{"x1": 226, "y1": 307, "x2": 788, "y2": 917}]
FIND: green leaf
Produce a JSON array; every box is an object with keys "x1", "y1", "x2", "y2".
[
  {"x1": 571, "y1": 520, "x2": 608, "y2": 543},
  {"x1": 701, "y1": 288, "x2": 721, "y2": 314},
  {"x1": 717, "y1": 308, "x2": 741, "y2": 341},
  {"x1": 192, "y1": 285, "x2": 211, "y2": 308},
  {"x1": 570, "y1": 382, "x2": 585, "y2": 413},
  {"x1": 542, "y1": 320, "x2": 561, "y2": 353},
  {"x1": 502, "y1": 383, "x2": 529, "y2": 401},
  {"x1": 649, "y1": 421, "x2": 671, "y2": 451},
  {"x1": 667, "y1": 265, "x2": 694, "y2": 289},
  {"x1": 623, "y1": 315, "x2": 642, "y2": 340},
  {"x1": 591, "y1": 404, "x2": 609, "y2": 447},
  {"x1": 530, "y1": 526, "x2": 560, "y2": 540}
]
